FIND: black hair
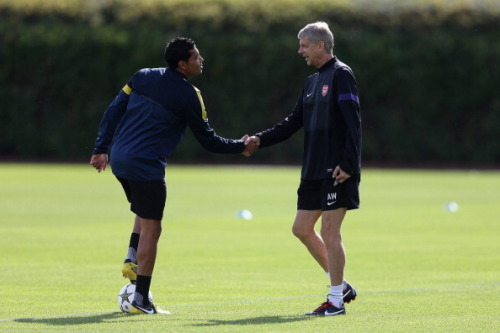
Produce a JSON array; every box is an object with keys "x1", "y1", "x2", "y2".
[{"x1": 164, "y1": 37, "x2": 196, "y2": 69}]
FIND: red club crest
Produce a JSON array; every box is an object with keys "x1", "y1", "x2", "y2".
[{"x1": 322, "y1": 85, "x2": 329, "y2": 96}]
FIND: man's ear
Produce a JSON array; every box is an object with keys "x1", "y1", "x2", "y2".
[{"x1": 177, "y1": 60, "x2": 187, "y2": 71}]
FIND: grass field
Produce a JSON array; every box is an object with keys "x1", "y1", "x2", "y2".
[{"x1": 0, "y1": 163, "x2": 498, "y2": 332}]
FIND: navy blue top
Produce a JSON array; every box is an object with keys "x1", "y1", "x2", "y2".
[
  {"x1": 255, "y1": 57, "x2": 361, "y2": 181},
  {"x1": 93, "y1": 68, "x2": 245, "y2": 180}
]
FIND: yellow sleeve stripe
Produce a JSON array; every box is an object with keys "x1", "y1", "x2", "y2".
[
  {"x1": 122, "y1": 84, "x2": 132, "y2": 95},
  {"x1": 194, "y1": 87, "x2": 207, "y2": 120}
]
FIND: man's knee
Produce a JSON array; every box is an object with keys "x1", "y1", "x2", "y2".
[
  {"x1": 292, "y1": 210, "x2": 321, "y2": 240},
  {"x1": 292, "y1": 223, "x2": 314, "y2": 240},
  {"x1": 140, "y1": 218, "x2": 162, "y2": 238}
]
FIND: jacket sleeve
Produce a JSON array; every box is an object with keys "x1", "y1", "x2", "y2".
[
  {"x1": 254, "y1": 93, "x2": 304, "y2": 147},
  {"x1": 92, "y1": 84, "x2": 132, "y2": 155},
  {"x1": 335, "y1": 67, "x2": 361, "y2": 177},
  {"x1": 184, "y1": 86, "x2": 245, "y2": 154}
]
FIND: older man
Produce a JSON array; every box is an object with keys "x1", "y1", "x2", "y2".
[{"x1": 245, "y1": 21, "x2": 361, "y2": 316}]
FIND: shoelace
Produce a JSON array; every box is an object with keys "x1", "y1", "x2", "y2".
[{"x1": 313, "y1": 301, "x2": 332, "y2": 312}]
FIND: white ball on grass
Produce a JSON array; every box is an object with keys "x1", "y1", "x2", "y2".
[
  {"x1": 117, "y1": 283, "x2": 153, "y2": 313},
  {"x1": 236, "y1": 209, "x2": 253, "y2": 220},
  {"x1": 444, "y1": 202, "x2": 459, "y2": 212}
]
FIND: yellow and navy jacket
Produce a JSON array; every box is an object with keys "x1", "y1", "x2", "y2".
[
  {"x1": 255, "y1": 57, "x2": 361, "y2": 181},
  {"x1": 93, "y1": 67, "x2": 244, "y2": 180}
]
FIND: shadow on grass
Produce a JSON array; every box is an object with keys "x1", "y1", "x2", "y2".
[
  {"x1": 14, "y1": 312, "x2": 315, "y2": 328},
  {"x1": 193, "y1": 315, "x2": 313, "y2": 327},
  {"x1": 14, "y1": 311, "x2": 127, "y2": 326}
]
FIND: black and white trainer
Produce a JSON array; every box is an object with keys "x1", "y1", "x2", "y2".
[
  {"x1": 130, "y1": 300, "x2": 170, "y2": 315},
  {"x1": 305, "y1": 299, "x2": 346, "y2": 316},
  {"x1": 343, "y1": 282, "x2": 357, "y2": 304}
]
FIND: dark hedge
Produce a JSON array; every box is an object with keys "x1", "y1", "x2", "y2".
[{"x1": 1, "y1": 0, "x2": 499, "y2": 166}]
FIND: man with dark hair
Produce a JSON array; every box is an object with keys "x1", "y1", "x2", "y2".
[
  {"x1": 90, "y1": 37, "x2": 256, "y2": 314},
  {"x1": 245, "y1": 21, "x2": 361, "y2": 316},
  {"x1": 164, "y1": 37, "x2": 196, "y2": 69}
]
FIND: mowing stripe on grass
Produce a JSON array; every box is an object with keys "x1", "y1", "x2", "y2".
[{"x1": 2, "y1": 281, "x2": 496, "y2": 323}]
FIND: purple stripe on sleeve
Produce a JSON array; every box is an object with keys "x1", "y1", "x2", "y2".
[{"x1": 338, "y1": 93, "x2": 359, "y2": 103}]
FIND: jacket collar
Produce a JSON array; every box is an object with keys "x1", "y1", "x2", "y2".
[{"x1": 318, "y1": 56, "x2": 336, "y2": 72}]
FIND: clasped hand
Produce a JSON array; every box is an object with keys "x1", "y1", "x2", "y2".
[{"x1": 241, "y1": 135, "x2": 260, "y2": 157}]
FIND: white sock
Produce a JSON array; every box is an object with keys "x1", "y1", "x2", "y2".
[
  {"x1": 328, "y1": 284, "x2": 344, "y2": 308},
  {"x1": 326, "y1": 272, "x2": 348, "y2": 292},
  {"x1": 126, "y1": 247, "x2": 137, "y2": 263}
]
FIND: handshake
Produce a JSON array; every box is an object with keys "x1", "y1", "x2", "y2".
[{"x1": 241, "y1": 135, "x2": 260, "y2": 157}]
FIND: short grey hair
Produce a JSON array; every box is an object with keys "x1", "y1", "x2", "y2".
[{"x1": 297, "y1": 21, "x2": 334, "y2": 54}]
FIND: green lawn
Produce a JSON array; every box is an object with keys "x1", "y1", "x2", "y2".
[{"x1": 0, "y1": 164, "x2": 498, "y2": 332}]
